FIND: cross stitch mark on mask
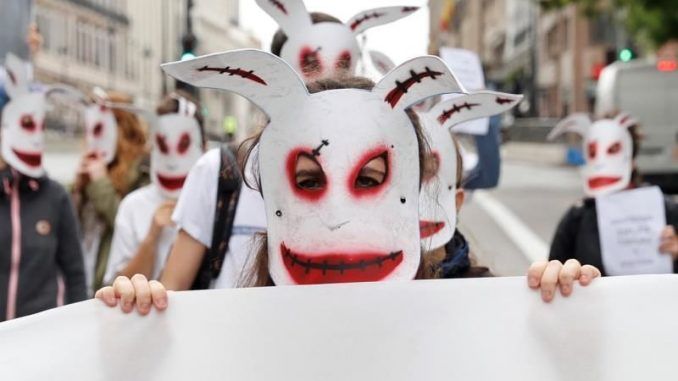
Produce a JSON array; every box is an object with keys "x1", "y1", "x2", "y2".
[
  {"x1": 311, "y1": 139, "x2": 329, "y2": 157},
  {"x1": 384, "y1": 67, "x2": 444, "y2": 108},
  {"x1": 281, "y1": 243, "x2": 403, "y2": 284},
  {"x1": 349, "y1": 11, "x2": 386, "y2": 31},
  {"x1": 496, "y1": 96, "x2": 515, "y2": 105},
  {"x1": 196, "y1": 65, "x2": 268, "y2": 85},
  {"x1": 436, "y1": 102, "x2": 481, "y2": 125},
  {"x1": 269, "y1": 0, "x2": 287, "y2": 14}
]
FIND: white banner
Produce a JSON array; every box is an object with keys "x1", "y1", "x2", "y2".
[{"x1": 1, "y1": 276, "x2": 677, "y2": 380}]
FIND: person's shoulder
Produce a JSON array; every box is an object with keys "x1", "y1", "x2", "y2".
[
  {"x1": 118, "y1": 184, "x2": 157, "y2": 212},
  {"x1": 41, "y1": 177, "x2": 69, "y2": 201},
  {"x1": 194, "y1": 148, "x2": 221, "y2": 172}
]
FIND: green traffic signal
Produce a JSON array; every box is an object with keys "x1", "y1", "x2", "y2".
[
  {"x1": 619, "y1": 48, "x2": 634, "y2": 62},
  {"x1": 181, "y1": 52, "x2": 196, "y2": 61}
]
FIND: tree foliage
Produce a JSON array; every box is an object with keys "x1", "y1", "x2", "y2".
[{"x1": 538, "y1": 0, "x2": 678, "y2": 48}]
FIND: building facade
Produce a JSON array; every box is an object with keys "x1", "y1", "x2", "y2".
[
  {"x1": 429, "y1": 0, "x2": 620, "y2": 118},
  {"x1": 33, "y1": 0, "x2": 260, "y2": 141}
]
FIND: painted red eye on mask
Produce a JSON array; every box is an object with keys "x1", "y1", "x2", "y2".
[
  {"x1": 299, "y1": 46, "x2": 323, "y2": 76},
  {"x1": 92, "y1": 122, "x2": 103, "y2": 138},
  {"x1": 286, "y1": 148, "x2": 328, "y2": 202},
  {"x1": 607, "y1": 141, "x2": 622, "y2": 155},
  {"x1": 336, "y1": 50, "x2": 352, "y2": 71},
  {"x1": 156, "y1": 134, "x2": 169, "y2": 154},
  {"x1": 348, "y1": 148, "x2": 390, "y2": 198},
  {"x1": 588, "y1": 141, "x2": 597, "y2": 159},
  {"x1": 20, "y1": 115, "x2": 37, "y2": 132},
  {"x1": 177, "y1": 132, "x2": 191, "y2": 155}
]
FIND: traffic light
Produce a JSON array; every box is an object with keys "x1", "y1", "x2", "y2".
[
  {"x1": 181, "y1": 33, "x2": 197, "y2": 61},
  {"x1": 619, "y1": 48, "x2": 635, "y2": 62}
]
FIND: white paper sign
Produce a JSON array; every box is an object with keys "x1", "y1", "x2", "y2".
[
  {"x1": 439, "y1": 47, "x2": 488, "y2": 135},
  {"x1": 1, "y1": 276, "x2": 678, "y2": 380},
  {"x1": 597, "y1": 186, "x2": 672, "y2": 275}
]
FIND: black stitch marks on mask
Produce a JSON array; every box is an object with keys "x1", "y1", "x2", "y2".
[
  {"x1": 283, "y1": 246, "x2": 403, "y2": 274},
  {"x1": 385, "y1": 67, "x2": 443, "y2": 108},
  {"x1": 197, "y1": 65, "x2": 268, "y2": 85},
  {"x1": 269, "y1": 0, "x2": 287, "y2": 14},
  {"x1": 437, "y1": 102, "x2": 481, "y2": 125},
  {"x1": 400, "y1": 197, "x2": 406, "y2": 204},
  {"x1": 311, "y1": 140, "x2": 330, "y2": 156},
  {"x1": 275, "y1": 210, "x2": 282, "y2": 217},
  {"x1": 402, "y1": 6, "x2": 419, "y2": 13},
  {"x1": 495, "y1": 97, "x2": 514, "y2": 105},
  {"x1": 448, "y1": 185, "x2": 453, "y2": 191},
  {"x1": 350, "y1": 11, "x2": 386, "y2": 31}
]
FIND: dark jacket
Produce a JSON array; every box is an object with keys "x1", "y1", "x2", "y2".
[
  {"x1": 0, "y1": 167, "x2": 86, "y2": 321},
  {"x1": 549, "y1": 195, "x2": 678, "y2": 276},
  {"x1": 438, "y1": 231, "x2": 492, "y2": 278}
]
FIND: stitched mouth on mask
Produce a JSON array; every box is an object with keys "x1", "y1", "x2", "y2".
[
  {"x1": 11, "y1": 148, "x2": 42, "y2": 167},
  {"x1": 419, "y1": 220, "x2": 445, "y2": 238},
  {"x1": 156, "y1": 173, "x2": 187, "y2": 190},
  {"x1": 281, "y1": 243, "x2": 403, "y2": 285},
  {"x1": 588, "y1": 176, "x2": 621, "y2": 189}
]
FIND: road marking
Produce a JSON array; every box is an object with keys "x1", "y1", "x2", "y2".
[{"x1": 473, "y1": 190, "x2": 549, "y2": 263}]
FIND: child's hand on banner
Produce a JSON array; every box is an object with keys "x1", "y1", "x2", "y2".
[
  {"x1": 527, "y1": 259, "x2": 601, "y2": 303},
  {"x1": 95, "y1": 275, "x2": 168, "y2": 315}
]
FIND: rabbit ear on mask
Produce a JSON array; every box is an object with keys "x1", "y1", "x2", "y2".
[
  {"x1": 614, "y1": 112, "x2": 638, "y2": 131},
  {"x1": 168, "y1": 93, "x2": 197, "y2": 117},
  {"x1": 372, "y1": 55, "x2": 467, "y2": 112},
  {"x1": 161, "y1": 49, "x2": 308, "y2": 121},
  {"x1": 427, "y1": 91, "x2": 523, "y2": 131},
  {"x1": 347, "y1": 6, "x2": 419, "y2": 35},
  {"x1": 368, "y1": 50, "x2": 396, "y2": 76},
  {"x1": 255, "y1": 0, "x2": 312, "y2": 35},
  {"x1": 547, "y1": 113, "x2": 592, "y2": 141},
  {"x1": 4, "y1": 53, "x2": 31, "y2": 99}
]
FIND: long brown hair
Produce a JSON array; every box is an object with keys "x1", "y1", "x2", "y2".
[
  {"x1": 236, "y1": 76, "x2": 434, "y2": 287},
  {"x1": 106, "y1": 91, "x2": 146, "y2": 195}
]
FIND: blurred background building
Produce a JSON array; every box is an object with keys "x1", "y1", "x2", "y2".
[
  {"x1": 429, "y1": 0, "x2": 632, "y2": 118},
  {"x1": 32, "y1": 0, "x2": 260, "y2": 141}
]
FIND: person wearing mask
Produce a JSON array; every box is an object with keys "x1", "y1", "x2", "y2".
[
  {"x1": 548, "y1": 113, "x2": 678, "y2": 275},
  {"x1": 104, "y1": 92, "x2": 205, "y2": 283},
  {"x1": 71, "y1": 90, "x2": 148, "y2": 293},
  {"x1": 0, "y1": 53, "x2": 85, "y2": 321}
]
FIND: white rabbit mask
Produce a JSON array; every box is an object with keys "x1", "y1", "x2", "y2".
[
  {"x1": 84, "y1": 103, "x2": 118, "y2": 165},
  {"x1": 256, "y1": 0, "x2": 419, "y2": 80},
  {"x1": 418, "y1": 92, "x2": 523, "y2": 250},
  {"x1": 548, "y1": 113, "x2": 636, "y2": 197},
  {"x1": 162, "y1": 49, "x2": 467, "y2": 285},
  {"x1": 150, "y1": 97, "x2": 203, "y2": 199},
  {"x1": 1, "y1": 54, "x2": 48, "y2": 178}
]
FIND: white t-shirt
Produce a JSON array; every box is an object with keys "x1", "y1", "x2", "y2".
[
  {"x1": 105, "y1": 184, "x2": 177, "y2": 285},
  {"x1": 171, "y1": 148, "x2": 267, "y2": 288}
]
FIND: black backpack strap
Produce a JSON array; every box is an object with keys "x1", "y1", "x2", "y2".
[{"x1": 191, "y1": 145, "x2": 242, "y2": 290}]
